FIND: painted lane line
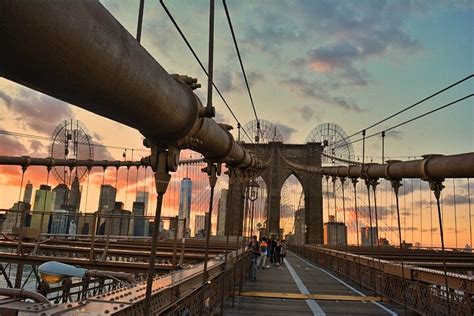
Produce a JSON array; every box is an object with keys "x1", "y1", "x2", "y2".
[
  {"x1": 284, "y1": 257, "x2": 326, "y2": 316},
  {"x1": 291, "y1": 251, "x2": 398, "y2": 316}
]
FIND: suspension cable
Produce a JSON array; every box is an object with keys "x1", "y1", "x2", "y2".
[
  {"x1": 333, "y1": 74, "x2": 473, "y2": 148},
  {"x1": 222, "y1": 0, "x2": 264, "y2": 143},
  {"x1": 336, "y1": 94, "x2": 473, "y2": 149},
  {"x1": 158, "y1": 0, "x2": 253, "y2": 143}
]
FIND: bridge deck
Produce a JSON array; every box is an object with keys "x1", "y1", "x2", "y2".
[{"x1": 224, "y1": 251, "x2": 409, "y2": 315}]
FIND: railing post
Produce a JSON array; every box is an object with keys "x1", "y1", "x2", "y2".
[{"x1": 172, "y1": 215, "x2": 179, "y2": 269}]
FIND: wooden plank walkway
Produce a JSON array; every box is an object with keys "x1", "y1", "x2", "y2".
[{"x1": 223, "y1": 251, "x2": 410, "y2": 315}]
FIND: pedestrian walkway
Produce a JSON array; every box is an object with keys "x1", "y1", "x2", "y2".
[{"x1": 223, "y1": 251, "x2": 408, "y2": 315}]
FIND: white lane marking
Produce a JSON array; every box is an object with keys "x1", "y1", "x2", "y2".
[
  {"x1": 291, "y1": 252, "x2": 398, "y2": 316},
  {"x1": 284, "y1": 257, "x2": 326, "y2": 316}
]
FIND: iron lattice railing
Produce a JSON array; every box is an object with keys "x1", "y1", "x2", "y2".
[{"x1": 291, "y1": 245, "x2": 473, "y2": 315}]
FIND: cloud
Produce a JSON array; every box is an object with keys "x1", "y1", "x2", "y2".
[
  {"x1": 281, "y1": 77, "x2": 363, "y2": 112},
  {"x1": 0, "y1": 89, "x2": 74, "y2": 136},
  {"x1": 290, "y1": 1, "x2": 421, "y2": 87},
  {"x1": 243, "y1": 22, "x2": 305, "y2": 54},
  {"x1": 214, "y1": 67, "x2": 264, "y2": 94},
  {"x1": 0, "y1": 136, "x2": 28, "y2": 156},
  {"x1": 442, "y1": 194, "x2": 471, "y2": 206},
  {"x1": 385, "y1": 130, "x2": 403, "y2": 140},
  {"x1": 293, "y1": 105, "x2": 323, "y2": 123},
  {"x1": 274, "y1": 122, "x2": 297, "y2": 142}
]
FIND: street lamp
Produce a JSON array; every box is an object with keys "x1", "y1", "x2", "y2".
[
  {"x1": 248, "y1": 180, "x2": 260, "y2": 238},
  {"x1": 38, "y1": 261, "x2": 134, "y2": 284}
]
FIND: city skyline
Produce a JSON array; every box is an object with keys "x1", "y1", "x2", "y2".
[{"x1": 0, "y1": 1, "x2": 472, "y2": 248}]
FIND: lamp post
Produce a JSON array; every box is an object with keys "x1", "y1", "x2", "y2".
[
  {"x1": 248, "y1": 180, "x2": 260, "y2": 239},
  {"x1": 38, "y1": 261, "x2": 134, "y2": 284}
]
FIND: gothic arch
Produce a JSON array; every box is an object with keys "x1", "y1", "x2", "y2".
[{"x1": 225, "y1": 142, "x2": 324, "y2": 243}]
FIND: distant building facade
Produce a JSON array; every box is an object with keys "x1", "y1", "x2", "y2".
[
  {"x1": 132, "y1": 201, "x2": 146, "y2": 236},
  {"x1": 216, "y1": 189, "x2": 228, "y2": 236},
  {"x1": 361, "y1": 227, "x2": 379, "y2": 246},
  {"x1": 50, "y1": 209, "x2": 69, "y2": 235},
  {"x1": 178, "y1": 178, "x2": 192, "y2": 237},
  {"x1": 323, "y1": 216, "x2": 347, "y2": 246},
  {"x1": 23, "y1": 181, "x2": 33, "y2": 205},
  {"x1": 2, "y1": 202, "x2": 30, "y2": 234},
  {"x1": 194, "y1": 215, "x2": 205, "y2": 238},
  {"x1": 294, "y1": 208, "x2": 305, "y2": 245},
  {"x1": 98, "y1": 185, "x2": 116, "y2": 212},
  {"x1": 31, "y1": 185, "x2": 56, "y2": 233},
  {"x1": 136, "y1": 191, "x2": 149, "y2": 215},
  {"x1": 53, "y1": 184, "x2": 70, "y2": 211},
  {"x1": 68, "y1": 176, "x2": 81, "y2": 212}
]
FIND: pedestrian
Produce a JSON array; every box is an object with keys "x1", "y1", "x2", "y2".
[
  {"x1": 258, "y1": 237, "x2": 268, "y2": 269},
  {"x1": 247, "y1": 235, "x2": 260, "y2": 281},
  {"x1": 266, "y1": 237, "x2": 273, "y2": 268},
  {"x1": 280, "y1": 239, "x2": 287, "y2": 264},
  {"x1": 274, "y1": 239, "x2": 281, "y2": 266}
]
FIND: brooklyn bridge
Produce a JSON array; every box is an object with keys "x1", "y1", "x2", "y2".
[{"x1": 0, "y1": 1, "x2": 472, "y2": 315}]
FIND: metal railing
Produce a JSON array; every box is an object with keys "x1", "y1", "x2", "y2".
[
  {"x1": 0, "y1": 249, "x2": 251, "y2": 315},
  {"x1": 291, "y1": 245, "x2": 473, "y2": 315}
]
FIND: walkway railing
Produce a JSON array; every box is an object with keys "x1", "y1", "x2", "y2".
[
  {"x1": 0, "y1": 249, "x2": 250, "y2": 315},
  {"x1": 291, "y1": 245, "x2": 473, "y2": 315}
]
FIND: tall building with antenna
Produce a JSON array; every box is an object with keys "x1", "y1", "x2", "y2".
[
  {"x1": 178, "y1": 177, "x2": 192, "y2": 237},
  {"x1": 23, "y1": 181, "x2": 33, "y2": 205}
]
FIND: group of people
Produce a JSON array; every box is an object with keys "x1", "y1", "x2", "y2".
[{"x1": 247, "y1": 235, "x2": 288, "y2": 281}]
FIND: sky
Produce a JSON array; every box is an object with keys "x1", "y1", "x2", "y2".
[{"x1": 0, "y1": 1, "x2": 472, "y2": 245}]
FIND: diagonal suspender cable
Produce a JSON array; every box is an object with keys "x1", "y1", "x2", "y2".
[
  {"x1": 159, "y1": 0, "x2": 252, "y2": 143},
  {"x1": 332, "y1": 74, "x2": 473, "y2": 148},
  {"x1": 222, "y1": 0, "x2": 265, "y2": 143}
]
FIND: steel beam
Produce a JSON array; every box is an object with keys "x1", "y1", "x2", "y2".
[
  {"x1": 287, "y1": 153, "x2": 474, "y2": 179},
  {"x1": 0, "y1": 1, "x2": 259, "y2": 169}
]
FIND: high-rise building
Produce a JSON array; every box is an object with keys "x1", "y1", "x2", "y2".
[
  {"x1": 98, "y1": 185, "x2": 116, "y2": 212},
  {"x1": 132, "y1": 201, "x2": 146, "y2": 236},
  {"x1": 194, "y1": 215, "x2": 205, "y2": 238},
  {"x1": 77, "y1": 213, "x2": 95, "y2": 235},
  {"x1": 30, "y1": 185, "x2": 56, "y2": 233},
  {"x1": 49, "y1": 209, "x2": 68, "y2": 235},
  {"x1": 68, "y1": 176, "x2": 81, "y2": 212},
  {"x1": 23, "y1": 181, "x2": 33, "y2": 205},
  {"x1": 178, "y1": 178, "x2": 192, "y2": 235},
  {"x1": 323, "y1": 216, "x2": 347, "y2": 246},
  {"x1": 53, "y1": 183, "x2": 70, "y2": 210},
  {"x1": 194, "y1": 213, "x2": 210, "y2": 238},
  {"x1": 361, "y1": 227, "x2": 379, "y2": 246},
  {"x1": 136, "y1": 191, "x2": 149, "y2": 215},
  {"x1": 216, "y1": 189, "x2": 228, "y2": 236},
  {"x1": 2, "y1": 202, "x2": 30, "y2": 234},
  {"x1": 109, "y1": 202, "x2": 131, "y2": 236},
  {"x1": 294, "y1": 208, "x2": 305, "y2": 245}
]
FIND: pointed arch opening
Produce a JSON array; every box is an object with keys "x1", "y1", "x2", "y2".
[{"x1": 280, "y1": 173, "x2": 304, "y2": 240}]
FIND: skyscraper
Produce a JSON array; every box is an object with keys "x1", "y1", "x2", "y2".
[
  {"x1": 53, "y1": 183, "x2": 70, "y2": 210},
  {"x1": 136, "y1": 191, "x2": 149, "y2": 215},
  {"x1": 23, "y1": 181, "x2": 33, "y2": 205},
  {"x1": 97, "y1": 184, "x2": 116, "y2": 233},
  {"x1": 216, "y1": 189, "x2": 228, "y2": 236},
  {"x1": 68, "y1": 176, "x2": 81, "y2": 212},
  {"x1": 49, "y1": 209, "x2": 68, "y2": 235},
  {"x1": 361, "y1": 227, "x2": 379, "y2": 246},
  {"x1": 323, "y1": 215, "x2": 347, "y2": 246},
  {"x1": 194, "y1": 215, "x2": 205, "y2": 238},
  {"x1": 132, "y1": 201, "x2": 146, "y2": 236},
  {"x1": 31, "y1": 185, "x2": 56, "y2": 233},
  {"x1": 98, "y1": 184, "x2": 116, "y2": 212},
  {"x1": 178, "y1": 178, "x2": 192, "y2": 236}
]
